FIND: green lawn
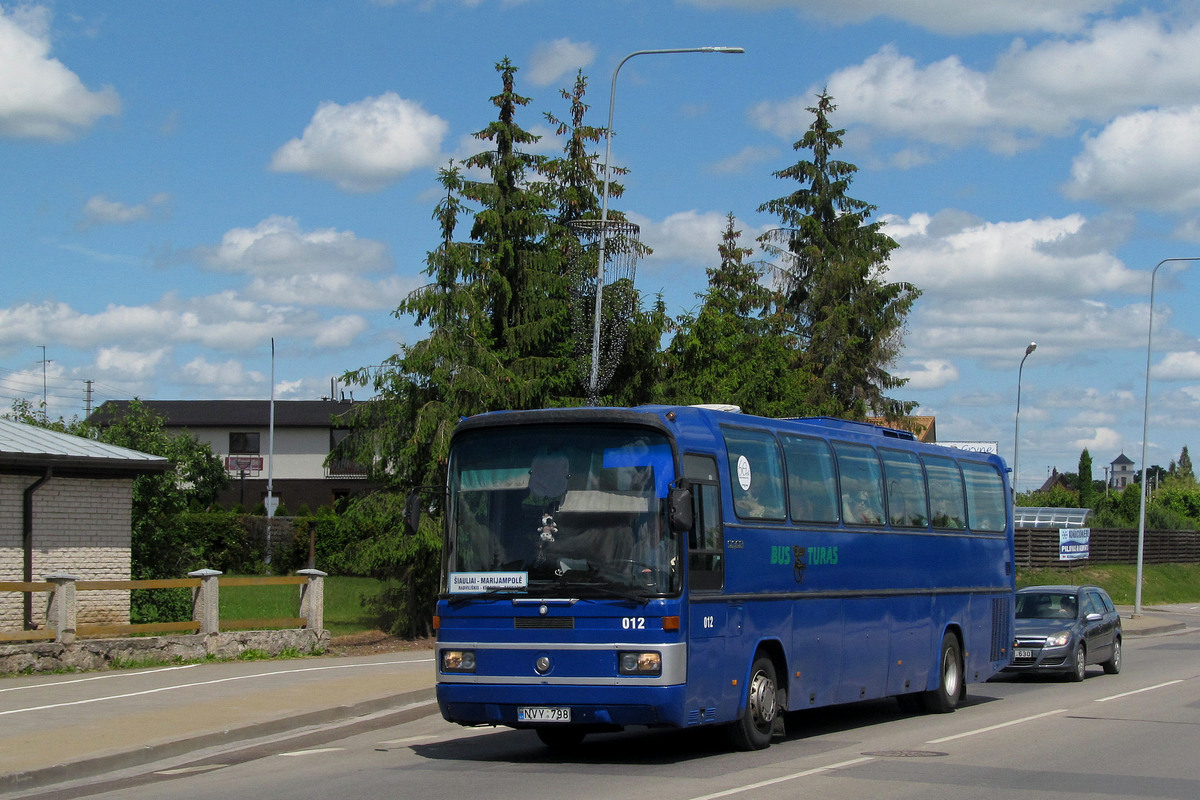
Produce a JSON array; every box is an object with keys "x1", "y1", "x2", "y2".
[
  {"x1": 219, "y1": 576, "x2": 385, "y2": 637},
  {"x1": 1017, "y1": 563, "x2": 1200, "y2": 606}
]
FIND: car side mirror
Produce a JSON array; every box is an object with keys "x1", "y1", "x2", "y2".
[
  {"x1": 1085, "y1": 612, "x2": 1103, "y2": 622},
  {"x1": 668, "y1": 487, "x2": 693, "y2": 533}
]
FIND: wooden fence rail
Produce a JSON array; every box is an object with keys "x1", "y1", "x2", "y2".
[{"x1": 0, "y1": 569, "x2": 325, "y2": 644}]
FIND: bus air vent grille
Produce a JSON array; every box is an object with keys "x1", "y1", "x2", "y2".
[{"x1": 514, "y1": 617, "x2": 575, "y2": 629}]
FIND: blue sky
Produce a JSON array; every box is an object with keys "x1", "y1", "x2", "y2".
[{"x1": 4, "y1": 0, "x2": 1200, "y2": 492}]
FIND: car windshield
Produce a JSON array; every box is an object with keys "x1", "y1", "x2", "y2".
[
  {"x1": 1016, "y1": 592, "x2": 1079, "y2": 620},
  {"x1": 445, "y1": 423, "x2": 679, "y2": 598}
]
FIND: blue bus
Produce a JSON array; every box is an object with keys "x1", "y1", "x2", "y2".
[{"x1": 433, "y1": 405, "x2": 1014, "y2": 750}]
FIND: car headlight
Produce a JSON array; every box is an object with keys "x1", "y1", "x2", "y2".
[
  {"x1": 1045, "y1": 631, "x2": 1071, "y2": 647},
  {"x1": 618, "y1": 651, "x2": 662, "y2": 676},
  {"x1": 441, "y1": 649, "x2": 476, "y2": 673}
]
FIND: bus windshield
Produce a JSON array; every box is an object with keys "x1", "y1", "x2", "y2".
[{"x1": 446, "y1": 424, "x2": 679, "y2": 599}]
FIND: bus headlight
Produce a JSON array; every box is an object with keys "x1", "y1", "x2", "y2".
[
  {"x1": 442, "y1": 649, "x2": 476, "y2": 673},
  {"x1": 618, "y1": 651, "x2": 662, "y2": 676}
]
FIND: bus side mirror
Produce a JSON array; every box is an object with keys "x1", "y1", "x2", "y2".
[
  {"x1": 404, "y1": 491, "x2": 422, "y2": 536},
  {"x1": 668, "y1": 487, "x2": 693, "y2": 533}
]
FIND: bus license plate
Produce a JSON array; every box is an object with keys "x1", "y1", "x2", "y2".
[
  {"x1": 1014, "y1": 648, "x2": 1034, "y2": 660},
  {"x1": 518, "y1": 706, "x2": 571, "y2": 723}
]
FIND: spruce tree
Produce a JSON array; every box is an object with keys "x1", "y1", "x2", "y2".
[
  {"x1": 662, "y1": 213, "x2": 813, "y2": 415},
  {"x1": 1178, "y1": 445, "x2": 1195, "y2": 484},
  {"x1": 758, "y1": 91, "x2": 920, "y2": 420}
]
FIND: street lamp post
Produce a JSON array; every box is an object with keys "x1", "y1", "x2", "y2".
[
  {"x1": 1136, "y1": 257, "x2": 1200, "y2": 615},
  {"x1": 587, "y1": 46, "x2": 745, "y2": 403},
  {"x1": 1013, "y1": 342, "x2": 1037, "y2": 496}
]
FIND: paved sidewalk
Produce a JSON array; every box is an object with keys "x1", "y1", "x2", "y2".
[
  {"x1": 1, "y1": 606, "x2": 1194, "y2": 795},
  {"x1": 0, "y1": 649, "x2": 437, "y2": 795}
]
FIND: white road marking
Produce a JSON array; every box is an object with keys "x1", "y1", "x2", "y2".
[
  {"x1": 686, "y1": 756, "x2": 875, "y2": 799},
  {"x1": 926, "y1": 709, "x2": 1068, "y2": 744},
  {"x1": 1095, "y1": 680, "x2": 1184, "y2": 702},
  {"x1": 278, "y1": 748, "x2": 345, "y2": 757},
  {"x1": 0, "y1": 658, "x2": 433, "y2": 717},
  {"x1": 0, "y1": 664, "x2": 199, "y2": 693}
]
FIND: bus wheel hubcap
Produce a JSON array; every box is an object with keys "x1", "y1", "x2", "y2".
[{"x1": 749, "y1": 671, "x2": 777, "y2": 727}]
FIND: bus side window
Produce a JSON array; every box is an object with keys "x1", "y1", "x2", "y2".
[
  {"x1": 880, "y1": 448, "x2": 929, "y2": 528},
  {"x1": 684, "y1": 454, "x2": 723, "y2": 591},
  {"x1": 923, "y1": 454, "x2": 967, "y2": 530},
  {"x1": 781, "y1": 434, "x2": 839, "y2": 523},
  {"x1": 961, "y1": 461, "x2": 1006, "y2": 532},
  {"x1": 721, "y1": 428, "x2": 786, "y2": 521},
  {"x1": 832, "y1": 441, "x2": 885, "y2": 526}
]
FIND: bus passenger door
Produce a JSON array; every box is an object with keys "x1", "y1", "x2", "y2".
[{"x1": 684, "y1": 468, "x2": 736, "y2": 724}]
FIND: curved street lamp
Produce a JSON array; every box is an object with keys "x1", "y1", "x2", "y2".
[
  {"x1": 1013, "y1": 342, "x2": 1037, "y2": 496},
  {"x1": 587, "y1": 46, "x2": 745, "y2": 403},
  {"x1": 1135, "y1": 257, "x2": 1200, "y2": 615}
]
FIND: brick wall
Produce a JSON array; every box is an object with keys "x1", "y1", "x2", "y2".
[{"x1": 1, "y1": 474, "x2": 133, "y2": 628}]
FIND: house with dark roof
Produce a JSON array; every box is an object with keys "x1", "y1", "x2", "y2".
[
  {"x1": 91, "y1": 400, "x2": 373, "y2": 512},
  {"x1": 1, "y1": 418, "x2": 169, "y2": 631},
  {"x1": 1109, "y1": 452, "x2": 1135, "y2": 490}
]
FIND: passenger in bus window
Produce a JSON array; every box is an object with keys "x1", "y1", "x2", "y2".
[
  {"x1": 844, "y1": 489, "x2": 882, "y2": 525},
  {"x1": 632, "y1": 518, "x2": 676, "y2": 578}
]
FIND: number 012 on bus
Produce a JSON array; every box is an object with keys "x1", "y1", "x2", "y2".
[{"x1": 430, "y1": 405, "x2": 1015, "y2": 751}]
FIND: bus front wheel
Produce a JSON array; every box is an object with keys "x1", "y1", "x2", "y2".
[
  {"x1": 920, "y1": 634, "x2": 963, "y2": 714},
  {"x1": 728, "y1": 654, "x2": 779, "y2": 751}
]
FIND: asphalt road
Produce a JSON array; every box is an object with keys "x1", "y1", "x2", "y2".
[{"x1": 5, "y1": 608, "x2": 1198, "y2": 800}]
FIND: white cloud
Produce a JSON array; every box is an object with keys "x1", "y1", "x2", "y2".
[
  {"x1": 0, "y1": 5, "x2": 120, "y2": 140},
  {"x1": 752, "y1": 17, "x2": 1200, "y2": 157},
  {"x1": 710, "y1": 145, "x2": 778, "y2": 175},
  {"x1": 900, "y1": 358, "x2": 960, "y2": 390},
  {"x1": 197, "y1": 216, "x2": 391, "y2": 277},
  {"x1": 81, "y1": 193, "x2": 169, "y2": 228},
  {"x1": 1065, "y1": 106, "x2": 1200, "y2": 211},
  {"x1": 527, "y1": 38, "x2": 595, "y2": 87},
  {"x1": 244, "y1": 273, "x2": 414, "y2": 311},
  {"x1": 270, "y1": 92, "x2": 448, "y2": 192},
  {"x1": 312, "y1": 315, "x2": 369, "y2": 348},
  {"x1": 1153, "y1": 351, "x2": 1200, "y2": 381},
  {"x1": 179, "y1": 356, "x2": 265, "y2": 389},
  {"x1": 94, "y1": 346, "x2": 168, "y2": 379},
  {"x1": 630, "y1": 210, "x2": 769, "y2": 266},
  {"x1": 681, "y1": 0, "x2": 1119, "y2": 35},
  {"x1": 883, "y1": 211, "x2": 1142, "y2": 300}
]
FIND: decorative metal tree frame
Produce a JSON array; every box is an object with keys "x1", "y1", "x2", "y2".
[{"x1": 567, "y1": 218, "x2": 641, "y2": 404}]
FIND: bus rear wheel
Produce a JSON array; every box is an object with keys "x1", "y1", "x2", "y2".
[
  {"x1": 920, "y1": 634, "x2": 963, "y2": 714},
  {"x1": 728, "y1": 654, "x2": 778, "y2": 751}
]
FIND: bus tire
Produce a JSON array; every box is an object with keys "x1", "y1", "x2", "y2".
[
  {"x1": 728, "y1": 654, "x2": 779, "y2": 751},
  {"x1": 920, "y1": 633, "x2": 963, "y2": 714}
]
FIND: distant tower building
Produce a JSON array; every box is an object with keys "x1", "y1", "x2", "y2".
[{"x1": 1110, "y1": 453, "x2": 1135, "y2": 489}]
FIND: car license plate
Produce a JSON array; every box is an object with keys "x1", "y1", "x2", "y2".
[
  {"x1": 1014, "y1": 648, "x2": 1034, "y2": 659},
  {"x1": 517, "y1": 706, "x2": 571, "y2": 723}
]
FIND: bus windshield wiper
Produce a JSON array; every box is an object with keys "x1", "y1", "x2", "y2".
[{"x1": 569, "y1": 581, "x2": 653, "y2": 604}]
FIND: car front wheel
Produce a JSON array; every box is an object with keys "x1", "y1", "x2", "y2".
[{"x1": 1067, "y1": 644, "x2": 1087, "y2": 682}]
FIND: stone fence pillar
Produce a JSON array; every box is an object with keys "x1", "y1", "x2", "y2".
[
  {"x1": 44, "y1": 573, "x2": 79, "y2": 645},
  {"x1": 297, "y1": 569, "x2": 327, "y2": 632},
  {"x1": 188, "y1": 569, "x2": 222, "y2": 635}
]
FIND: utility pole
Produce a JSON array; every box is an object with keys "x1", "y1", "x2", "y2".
[{"x1": 38, "y1": 345, "x2": 51, "y2": 413}]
